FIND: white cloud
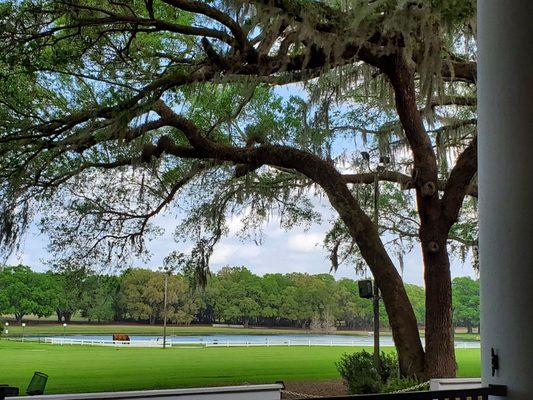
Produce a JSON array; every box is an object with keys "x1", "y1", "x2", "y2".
[
  {"x1": 210, "y1": 243, "x2": 239, "y2": 264},
  {"x1": 226, "y1": 215, "x2": 245, "y2": 234},
  {"x1": 210, "y1": 242, "x2": 261, "y2": 265},
  {"x1": 7, "y1": 252, "x2": 29, "y2": 266},
  {"x1": 287, "y1": 232, "x2": 324, "y2": 253}
]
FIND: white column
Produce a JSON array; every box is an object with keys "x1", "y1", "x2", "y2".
[{"x1": 478, "y1": 1, "x2": 533, "y2": 400}]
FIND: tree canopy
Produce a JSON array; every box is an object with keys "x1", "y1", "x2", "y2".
[
  {"x1": 0, "y1": 0, "x2": 479, "y2": 378},
  {"x1": 118, "y1": 267, "x2": 196, "y2": 324},
  {"x1": 0, "y1": 265, "x2": 58, "y2": 321},
  {"x1": 2, "y1": 264, "x2": 437, "y2": 329},
  {"x1": 452, "y1": 276, "x2": 479, "y2": 333}
]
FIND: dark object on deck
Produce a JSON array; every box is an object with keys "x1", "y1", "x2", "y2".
[
  {"x1": 0, "y1": 385, "x2": 19, "y2": 399},
  {"x1": 113, "y1": 333, "x2": 130, "y2": 341},
  {"x1": 26, "y1": 372, "x2": 48, "y2": 396},
  {"x1": 304, "y1": 384, "x2": 507, "y2": 400},
  {"x1": 358, "y1": 279, "x2": 374, "y2": 299}
]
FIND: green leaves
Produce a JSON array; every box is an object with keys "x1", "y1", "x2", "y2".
[
  {"x1": 118, "y1": 268, "x2": 197, "y2": 324},
  {"x1": 336, "y1": 350, "x2": 397, "y2": 394},
  {"x1": 452, "y1": 276, "x2": 479, "y2": 331},
  {"x1": 0, "y1": 265, "x2": 58, "y2": 321},
  {"x1": 0, "y1": 262, "x2": 434, "y2": 331}
]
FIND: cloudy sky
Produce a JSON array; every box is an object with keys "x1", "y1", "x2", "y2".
[{"x1": 8, "y1": 197, "x2": 477, "y2": 286}]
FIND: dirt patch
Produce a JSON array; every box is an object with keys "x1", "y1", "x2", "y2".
[{"x1": 282, "y1": 379, "x2": 347, "y2": 399}]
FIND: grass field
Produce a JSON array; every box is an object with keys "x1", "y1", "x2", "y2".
[
  {"x1": 0, "y1": 340, "x2": 481, "y2": 395},
  {"x1": 1, "y1": 322, "x2": 481, "y2": 341}
]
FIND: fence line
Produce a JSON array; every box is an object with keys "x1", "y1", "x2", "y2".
[
  {"x1": 38, "y1": 337, "x2": 480, "y2": 349},
  {"x1": 40, "y1": 337, "x2": 377, "y2": 348}
]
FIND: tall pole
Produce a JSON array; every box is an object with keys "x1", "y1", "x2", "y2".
[
  {"x1": 373, "y1": 173, "x2": 380, "y2": 371},
  {"x1": 163, "y1": 271, "x2": 168, "y2": 349}
]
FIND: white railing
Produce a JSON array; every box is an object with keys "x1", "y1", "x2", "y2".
[
  {"x1": 41, "y1": 337, "x2": 368, "y2": 348},
  {"x1": 43, "y1": 338, "x2": 172, "y2": 347},
  {"x1": 7, "y1": 383, "x2": 284, "y2": 400},
  {"x1": 204, "y1": 339, "x2": 366, "y2": 347},
  {"x1": 40, "y1": 337, "x2": 480, "y2": 349}
]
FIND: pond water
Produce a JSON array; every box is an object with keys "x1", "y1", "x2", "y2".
[{"x1": 30, "y1": 333, "x2": 480, "y2": 348}]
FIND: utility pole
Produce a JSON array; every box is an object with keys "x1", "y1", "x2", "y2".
[
  {"x1": 373, "y1": 172, "x2": 380, "y2": 372},
  {"x1": 360, "y1": 152, "x2": 388, "y2": 371},
  {"x1": 163, "y1": 269, "x2": 169, "y2": 349}
]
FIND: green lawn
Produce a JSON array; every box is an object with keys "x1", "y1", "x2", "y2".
[
  {"x1": 454, "y1": 332, "x2": 481, "y2": 341},
  {"x1": 0, "y1": 340, "x2": 480, "y2": 395}
]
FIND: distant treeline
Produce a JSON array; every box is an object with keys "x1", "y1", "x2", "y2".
[{"x1": 0, "y1": 265, "x2": 480, "y2": 332}]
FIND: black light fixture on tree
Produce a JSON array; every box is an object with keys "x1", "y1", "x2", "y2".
[{"x1": 358, "y1": 279, "x2": 374, "y2": 299}]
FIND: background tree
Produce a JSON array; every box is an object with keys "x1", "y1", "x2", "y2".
[
  {"x1": 334, "y1": 279, "x2": 373, "y2": 329},
  {"x1": 0, "y1": 265, "x2": 57, "y2": 322},
  {"x1": 404, "y1": 284, "x2": 426, "y2": 326},
  {"x1": 0, "y1": 290, "x2": 8, "y2": 317},
  {"x1": 81, "y1": 275, "x2": 120, "y2": 323},
  {"x1": 0, "y1": 263, "x2": 442, "y2": 332},
  {"x1": 51, "y1": 266, "x2": 93, "y2": 322},
  {"x1": 257, "y1": 273, "x2": 286, "y2": 326},
  {"x1": 207, "y1": 267, "x2": 261, "y2": 326},
  {"x1": 118, "y1": 268, "x2": 196, "y2": 324},
  {"x1": 452, "y1": 277, "x2": 479, "y2": 334},
  {"x1": 0, "y1": 0, "x2": 479, "y2": 377},
  {"x1": 118, "y1": 269, "x2": 159, "y2": 324}
]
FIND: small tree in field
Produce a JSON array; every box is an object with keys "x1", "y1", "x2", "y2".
[{"x1": 0, "y1": 1, "x2": 478, "y2": 378}]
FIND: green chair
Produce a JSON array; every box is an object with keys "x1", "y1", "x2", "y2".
[{"x1": 26, "y1": 372, "x2": 48, "y2": 396}]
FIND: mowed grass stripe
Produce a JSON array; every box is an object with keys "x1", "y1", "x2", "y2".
[{"x1": 1, "y1": 340, "x2": 480, "y2": 394}]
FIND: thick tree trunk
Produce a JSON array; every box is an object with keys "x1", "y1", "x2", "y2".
[
  {"x1": 421, "y1": 233, "x2": 456, "y2": 378},
  {"x1": 323, "y1": 183, "x2": 426, "y2": 377},
  {"x1": 63, "y1": 312, "x2": 72, "y2": 323},
  {"x1": 384, "y1": 55, "x2": 458, "y2": 379}
]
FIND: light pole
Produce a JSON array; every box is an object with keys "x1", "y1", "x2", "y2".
[
  {"x1": 63, "y1": 323, "x2": 67, "y2": 339},
  {"x1": 372, "y1": 169, "x2": 381, "y2": 371},
  {"x1": 162, "y1": 266, "x2": 171, "y2": 349},
  {"x1": 362, "y1": 152, "x2": 390, "y2": 371},
  {"x1": 21, "y1": 323, "x2": 26, "y2": 341},
  {"x1": 4, "y1": 322, "x2": 8, "y2": 336}
]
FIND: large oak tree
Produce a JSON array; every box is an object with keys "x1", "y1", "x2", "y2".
[{"x1": 0, "y1": 0, "x2": 478, "y2": 378}]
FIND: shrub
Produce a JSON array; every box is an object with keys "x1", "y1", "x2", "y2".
[
  {"x1": 377, "y1": 351, "x2": 399, "y2": 382},
  {"x1": 336, "y1": 350, "x2": 400, "y2": 394},
  {"x1": 336, "y1": 351, "x2": 381, "y2": 394},
  {"x1": 383, "y1": 377, "x2": 427, "y2": 393}
]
